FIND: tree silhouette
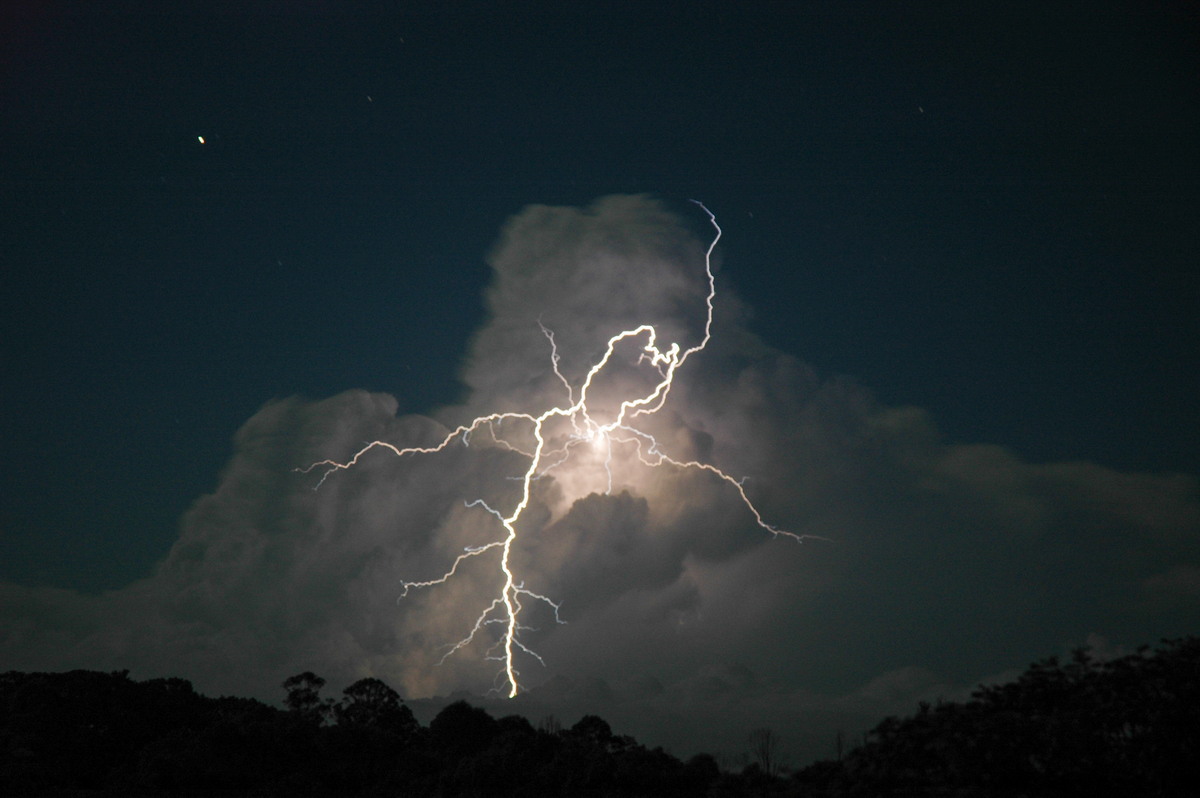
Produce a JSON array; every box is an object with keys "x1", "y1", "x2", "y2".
[
  {"x1": 334, "y1": 677, "x2": 417, "y2": 737},
  {"x1": 569, "y1": 714, "x2": 615, "y2": 747},
  {"x1": 281, "y1": 671, "x2": 332, "y2": 725},
  {"x1": 748, "y1": 726, "x2": 783, "y2": 776},
  {"x1": 429, "y1": 699, "x2": 500, "y2": 756}
]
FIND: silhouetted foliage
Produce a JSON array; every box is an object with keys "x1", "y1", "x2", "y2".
[
  {"x1": 570, "y1": 712, "x2": 613, "y2": 742},
  {"x1": 282, "y1": 670, "x2": 332, "y2": 726},
  {"x1": 4, "y1": 637, "x2": 1195, "y2": 795},
  {"x1": 795, "y1": 636, "x2": 1200, "y2": 797},
  {"x1": 429, "y1": 699, "x2": 500, "y2": 756},
  {"x1": 335, "y1": 676, "x2": 418, "y2": 738}
]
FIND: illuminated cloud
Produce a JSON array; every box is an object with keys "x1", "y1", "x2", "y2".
[{"x1": 1, "y1": 195, "x2": 1197, "y2": 760}]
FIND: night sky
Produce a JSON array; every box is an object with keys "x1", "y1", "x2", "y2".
[{"x1": 3, "y1": 1, "x2": 1199, "y2": 764}]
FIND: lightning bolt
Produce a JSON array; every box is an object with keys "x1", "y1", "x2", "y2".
[{"x1": 300, "y1": 201, "x2": 815, "y2": 698}]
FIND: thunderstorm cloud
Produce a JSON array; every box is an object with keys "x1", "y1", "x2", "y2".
[{"x1": 2, "y1": 195, "x2": 1198, "y2": 761}]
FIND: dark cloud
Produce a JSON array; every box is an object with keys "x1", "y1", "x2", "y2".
[{"x1": 2, "y1": 196, "x2": 1197, "y2": 763}]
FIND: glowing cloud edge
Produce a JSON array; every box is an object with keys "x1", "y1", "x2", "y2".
[{"x1": 300, "y1": 201, "x2": 816, "y2": 698}]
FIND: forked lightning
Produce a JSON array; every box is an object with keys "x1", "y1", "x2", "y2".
[{"x1": 300, "y1": 202, "x2": 811, "y2": 697}]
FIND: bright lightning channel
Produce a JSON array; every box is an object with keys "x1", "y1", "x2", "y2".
[{"x1": 300, "y1": 202, "x2": 814, "y2": 698}]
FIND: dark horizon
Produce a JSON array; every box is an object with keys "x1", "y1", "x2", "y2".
[{"x1": 4, "y1": 635, "x2": 1198, "y2": 794}]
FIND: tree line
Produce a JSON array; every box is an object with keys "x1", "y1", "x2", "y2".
[
  {"x1": 1, "y1": 635, "x2": 1196, "y2": 796},
  {"x1": 796, "y1": 636, "x2": 1199, "y2": 796},
  {"x1": 0, "y1": 667, "x2": 726, "y2": 796}
]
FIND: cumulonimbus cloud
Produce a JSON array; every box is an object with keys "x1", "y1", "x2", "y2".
[{"x1": 2, "y1": 195, "x2": 1197, "y2": 760}]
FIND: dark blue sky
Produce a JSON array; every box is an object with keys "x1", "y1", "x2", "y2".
[{"x1": 3, "y1": 1, "x2": 1197, "y2": 593}]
